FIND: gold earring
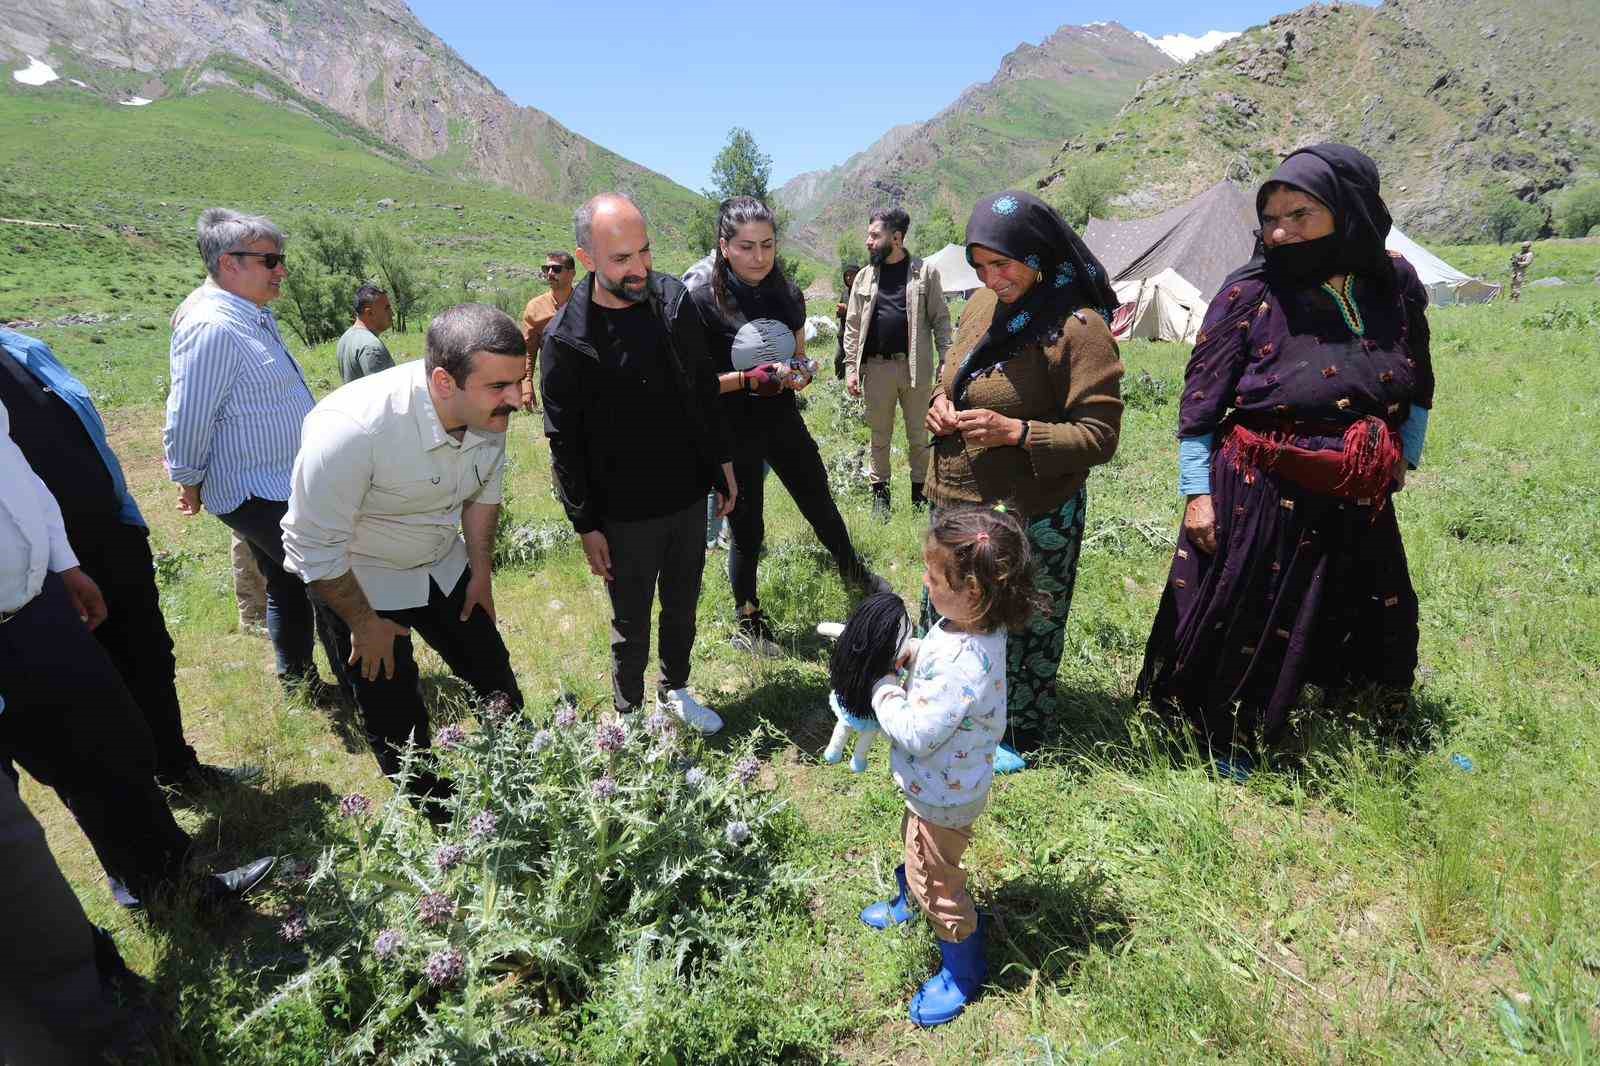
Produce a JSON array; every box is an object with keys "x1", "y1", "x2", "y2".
[{"x1": 1035, "y1": 269, "x2": 1044, "y2": 284}]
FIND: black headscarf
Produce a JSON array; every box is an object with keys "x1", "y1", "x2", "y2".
[
  {"x1": 952, "y1": 190, "x2": 1119, "y2": 408},
  {"x1": 1220, "y1": 143, "x2": 1397, "y2": 294}
]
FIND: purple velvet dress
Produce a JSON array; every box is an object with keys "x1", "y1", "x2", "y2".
[{"x1": 1137, "y1": 256, "x2": 1434, "y2": 744}]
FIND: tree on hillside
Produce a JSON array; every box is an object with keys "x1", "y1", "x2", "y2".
[
  {"x1": 363, "y1": 225, "x2": 428, "y2": 333},
  {"x1": 1554, "y1": 181, "x2": 1600, "y2": 239},
  {"x1": 280, "y1": 218, "x2": 367, "y2": 346},
  {"x1": 836, "y1": 230, "x2": 863, "y2": 270},
  {"x1": 1045, "y1": 158, "x2": 1125, "y2": 229},
  {"x1": 692, "y1": 127, "x2": 805, "y2": 284},
  {"x1": 911, "y1": 204, "x2": 962, "y2": 258},
  {"x1": 1482, "y1": 192, "x2": 1545, "y2": 244}
]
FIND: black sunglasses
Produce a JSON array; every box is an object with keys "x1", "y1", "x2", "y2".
[
  {"x1": 541, "y1": 263, "x2": 570, "y2": 274},
  {"x1": 231, "y1": 251, "x2": 286, "y2": 269}
]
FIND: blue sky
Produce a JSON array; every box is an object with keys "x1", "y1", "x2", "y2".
[{"x1": 407, "y1": 0, "x2": 1375, "y2": 192}]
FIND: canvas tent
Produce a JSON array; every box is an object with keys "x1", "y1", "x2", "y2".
[
  {"x1": 1110, "y1": 268, "x2": 1207, "y2": 344},
  {"x1": 923, "y1": 243, "x2": 982, "y2": 297},
  {"x1": 1383, "y1": 227, "x2": 1501, "y2": 305},
  {"x1": 1085, "y1": 180, "x2": 1260, "y2": 307}
]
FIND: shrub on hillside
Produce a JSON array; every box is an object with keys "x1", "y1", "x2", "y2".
[
  {"x1": 1481, "y1": 192, "x2": 1545, "y2": 244},
  {"x1": 279, "y1": 218, "x2": 368, "y2": 346},
  {"x1": 1521, "y1": 300, "x2": 1600, "y2": 332},
  {"x1": 1046, "y1": 158, "x2": 1125, "y2": 229},
  {"x1": 236, "y1": 698, "x2": 799, "y2": 1058},
  {"x1": 1554, "y1": 181, "x2": 1600, "y2": 239}
]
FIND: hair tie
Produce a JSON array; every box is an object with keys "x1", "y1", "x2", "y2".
[
  {"x1": 992, "y1": 503, "x2": 1008, "y2": 514},
  {"x1": 975, "y1": 532, "x2": 990, "y2": 544}
]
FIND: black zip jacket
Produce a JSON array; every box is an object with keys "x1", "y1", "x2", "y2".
[{"x1": 540, "y1": 271, "x2": 732, "y2": 534}]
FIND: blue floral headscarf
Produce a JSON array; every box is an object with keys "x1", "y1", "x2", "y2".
[{"x1": 952, "y1": 190, "x2": 1119, "y2": 408}]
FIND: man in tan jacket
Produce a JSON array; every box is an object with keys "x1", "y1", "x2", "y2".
[
  {"x1": 843, "y1": 207, "x2": 952, "y2": 513},
  {"x1": 520, "y1": 250, "x2": 576, "y2": 411}
]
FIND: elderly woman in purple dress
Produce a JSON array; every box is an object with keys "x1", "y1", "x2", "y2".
[{"x1": 1138, "y1": 144, "x2": 1434, "y2": 753}]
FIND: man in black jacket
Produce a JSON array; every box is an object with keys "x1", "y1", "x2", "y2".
[{"x1": 541, "y1": 193, "x2": 737, "y2": 733}]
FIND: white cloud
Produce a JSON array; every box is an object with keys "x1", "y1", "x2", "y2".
[
  {"x1": 1137, "y1": 30, "x2": 1241, "y2": 62},
  {"x1": 12, "y1": 56, "x2": 59, "y2": 86}
]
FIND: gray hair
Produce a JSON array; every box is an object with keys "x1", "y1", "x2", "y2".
[
  {"x1": 425, "y1": 303, "x2": 526, "y2": 387},
  {"x1": 196, "y1": 208, "x2": 285, "y2": 277},
  {"x1": 574, "y1": 193, "x2": 645, "y2": 252}
]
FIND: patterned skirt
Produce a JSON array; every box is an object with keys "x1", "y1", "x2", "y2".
[
  {"x1": 1137, "y1": 453, "x2": 1418, "y2": 746},
  {"x1": 922, "y1": 491, "x2": 1087, "y2": 750}
]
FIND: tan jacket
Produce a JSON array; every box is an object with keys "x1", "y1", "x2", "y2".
[{"x1": 842, "y1": 256, "x2": 953, "y2": 388}]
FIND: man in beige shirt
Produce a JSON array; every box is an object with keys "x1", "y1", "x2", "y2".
[
  {"x1": 519, "y1": 250, "x2": 575, "y2": 410},
  {"x1": 282, "y1": 303, "x2": 527, "y2": 798}
]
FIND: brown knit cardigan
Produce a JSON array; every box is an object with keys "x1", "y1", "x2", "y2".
[{"x1": 925, "y1": 287, "x2": 1125, "y2": 516}]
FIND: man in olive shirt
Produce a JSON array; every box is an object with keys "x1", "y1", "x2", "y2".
[
  {"x1": 336, "y1": 284, "x2": 395, "y2": 383},
  {"x1": 519, "y1": 251, "x2": 575, "y2": 410}
]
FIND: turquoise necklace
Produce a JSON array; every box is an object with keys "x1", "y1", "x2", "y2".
[{"x1": 1319, "y1": 275, "x2": 1366, "y2": 336}]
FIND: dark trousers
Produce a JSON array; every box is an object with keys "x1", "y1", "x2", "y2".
[
  {"x1": 0, "y1": 573, "x2": 191, "y2": 901},
  {"x1": 68, "y1": 519, "x2": 197, "y2": 780},
  {"x1": 604, "y1": 498, "x2": 705, "y2": 711},
  {"x1": 217, "y1": 496, "x2": 344, "y2": 684},
  {"x1": 323, "y1": 567, "x2": 521, "y2": 779},
  {"x1": 0, "y1": 774, "x2": 144, "y2": 1065},
  {"x1": 727, "y1": 403, "x2": 863, "y2": 609}
]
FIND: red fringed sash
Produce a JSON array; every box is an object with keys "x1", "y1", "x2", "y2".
[{"x1": 1222, "y1": 417, "x2": 1402, "y2": 510}]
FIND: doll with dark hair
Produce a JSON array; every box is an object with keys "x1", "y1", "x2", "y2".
[{"x1": 821, "y1": 592, "x2": 910, "y2": 772}]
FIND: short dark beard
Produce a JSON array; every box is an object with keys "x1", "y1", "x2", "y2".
[
  {"x1": 597, "y1": 271, "x2": 648, "y2": 304},
  {"x1": 868, "y1": 245, "x2": 891, "y2": 267}
]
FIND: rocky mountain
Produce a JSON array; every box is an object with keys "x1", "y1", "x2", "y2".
[
  {"x1": 1037, "y1": 0, "x2": 1599, "y2": 240},
  {"x1": 0, "y1": 0, "x2": 698, "y2": 219},
  {"x1": 776, "y1": 22, "x2": 1174, "y2": 259}
]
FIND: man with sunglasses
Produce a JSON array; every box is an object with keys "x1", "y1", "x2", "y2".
[
  {"x1": 518, "y1": 251, "x2": 576, "y2": 411},
  {"x1": 164, "y1": 208, "x2": 344, "y2": 705}
]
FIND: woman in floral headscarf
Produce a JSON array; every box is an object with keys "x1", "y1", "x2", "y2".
[
  {"x1": 922, "y1": 190, "x2": 1125, "y2": 768},
  {"x1": 1137, "y1": 144, "x2": 1434, "y2": 759}
]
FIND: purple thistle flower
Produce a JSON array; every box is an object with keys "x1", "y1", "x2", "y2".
[
  {"x1": 733, "y1": 756, "x2": 761, "y2": 786},
  {"x1": 339, "y1": 793, "x2": 373, "y2": 820},
  {"x1": 278, "y1": 909, "x2": 308, "y2": 943},
  {"x1": 434, "y1": 843, "x2": 468, "y2": 872},
  {"x1": 595, "y1": 718, "x2": 627, "y2": 754},
  {"x1": 281, "y1": 858, "x2": 316, "y2": 885},
  {"x1": 591, "y1": 776, "x2": 618, "y2": 801},
  {"x1": 480, "y1": 691, "x2": 516, "y2": 723},
  {"x1": 530, "y1": 729, "x2": 554, "y2": 754},
  {"x1": 435, "y1": 724, "x2": 467, "y2": 751},
  {"x1": 417, "y1": 892, "x2": 455, "y2": 928},
  {"x1": 469, "y1": 810, "x2": 498, "y2": 840},
  {"x1": 724, "y1": 820, "x2": 752, "y2": 847},
  {"x1": 554, "y1": 707, "x2": 578, "y2": 729},
  {"x1": 644, "y1": 709, "x2": 676, "y2": 737},
  {"x1": 685, "y1": 767, "x2": 708, "y2": 789},
  {"x1": 424, "y1": 948, "x2": 466, "y2": 987},
  {"x1": 373, "y1": 928, "x2": 405, "y2": 961}
]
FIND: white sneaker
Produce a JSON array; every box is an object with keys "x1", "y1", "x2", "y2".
[{"x1": 658, "y1": 687, "x2": 723, "y2": 735}]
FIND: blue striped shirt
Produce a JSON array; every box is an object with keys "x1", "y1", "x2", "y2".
[{"x1": 163, "y1": 286, "x2": 315, "y2": 515}]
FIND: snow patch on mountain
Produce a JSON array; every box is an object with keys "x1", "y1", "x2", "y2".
[
  {"x1": 12, "y1": 56, "x2": 59, "y2": 85},
  {"x1": 1136, "y1": 30, "x2": 1240, "y2": 62}
]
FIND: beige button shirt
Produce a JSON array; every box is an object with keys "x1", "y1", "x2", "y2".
[{"x1": 282, "y1": 361, "x2": 506, "y2": 611}]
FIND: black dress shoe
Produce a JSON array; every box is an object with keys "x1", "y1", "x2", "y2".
[
  {"x1": 159, "y1": 762, "x2": 264, "y2": 795},
  {"x1": 203, "y1": 856, "x2": 277, "y2": 905}
]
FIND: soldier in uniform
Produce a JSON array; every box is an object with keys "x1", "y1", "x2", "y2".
[{"x1": 1509, "y1": 240, "x2": 1534, "y2": 302}]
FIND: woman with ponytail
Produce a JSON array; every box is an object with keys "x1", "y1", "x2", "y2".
[{"x1": 687, "y1": 197, "x2": 888, "y2": 657}]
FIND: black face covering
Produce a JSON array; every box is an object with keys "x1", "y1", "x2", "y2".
[{"x1": 1262, "y1": 233, "x2": 1341, "y2": 287}]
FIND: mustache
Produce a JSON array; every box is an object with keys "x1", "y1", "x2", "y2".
[{"x1": 491, "y1": 405, "x2": 516, "y2": 417}]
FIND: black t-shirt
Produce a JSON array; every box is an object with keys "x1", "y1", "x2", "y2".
[
  {"x1": 864, "y1": 257, "x2": 910, "y2": 357},
  {"x1": 0, "y1": 347, "x2": 121, "y2": 530},
  {"x1": 591, "y1": 301, "x2": 704, "y2": 521},
  {"x1": 690, "y1": 269, "x2": 806, "y2": 423}
]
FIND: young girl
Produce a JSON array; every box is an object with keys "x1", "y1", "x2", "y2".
[{"x1": 859, "y1": 504, "x2": 1046, "y2": 1027}]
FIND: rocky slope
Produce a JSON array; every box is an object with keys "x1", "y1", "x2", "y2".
[
  {"x1": 776, "y1": 22, "x2": 1173, "y2": 258},
  {"x1": 0, "y1": 0, "x2": 697, "y2": 217},
  {"x1": 1036, "y1": 0, "x2": 1598, "y2": 240}
]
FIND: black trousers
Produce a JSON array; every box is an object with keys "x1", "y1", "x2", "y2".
[
  {"x1": 0, "y1": 573, "x2": 191, "y2": 901},
  {"x1": 604, "y1": 498, "x2": 705, "y2": 711},
  {"x1": 216, "y1": 495, "x2": 345, "y2": 686},
  {"x1": 726, "y1": 402, "x2": 863, "y2": 609},
  {"x1": 0, "y1": 774, "x2": 144, "y2": 1065},
  {"x1": 323, "y1": 567, "x2": 522, "y2": 780},
  {"x1": 67, "y1": 518, "x2": 198, "y2": 780}
]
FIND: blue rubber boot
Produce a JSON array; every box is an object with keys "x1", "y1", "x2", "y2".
[
  {"x1": 910, "y1": 917, "x2": 987, "y2": 1027},
  {"x1": 860, "y1": 864, "x2": 913, "y2": 929},
  {"x1": 993, "y1": 743, "x2": 1026, "y2": 774}
]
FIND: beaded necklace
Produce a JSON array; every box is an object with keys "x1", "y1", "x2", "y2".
[{"x1": 1319, "y1": 275, "x2": 1366, "y2": 336}]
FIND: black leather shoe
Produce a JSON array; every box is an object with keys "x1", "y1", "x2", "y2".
[
  {"x1": 203, "y1": 856, "x2": 277, "y2": 905},
  {"x1": 159, "y1": 762, "x2": 264, "y2": 795}
]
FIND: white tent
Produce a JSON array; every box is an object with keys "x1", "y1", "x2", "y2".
[
  {"x1": 1384, "y1": 227, "x2": 1500, "y2": 305},
  {"x1": 923, "y1": 243, "x2": 982, "y2": 297},
  {"x1": 1111, "y1": 268, "x2": 1207, "y2": 344}
]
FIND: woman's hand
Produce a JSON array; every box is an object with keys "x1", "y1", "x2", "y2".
[
  {"x1": 1183, "y1": 494, "x2": 1218, "y2": 555},
  {"x1": 953, "y1": 408, "x2": 1025, "y2": 448},
  {"x1": 925, "y1": 392, "x2": 960, "y2": 437}
]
